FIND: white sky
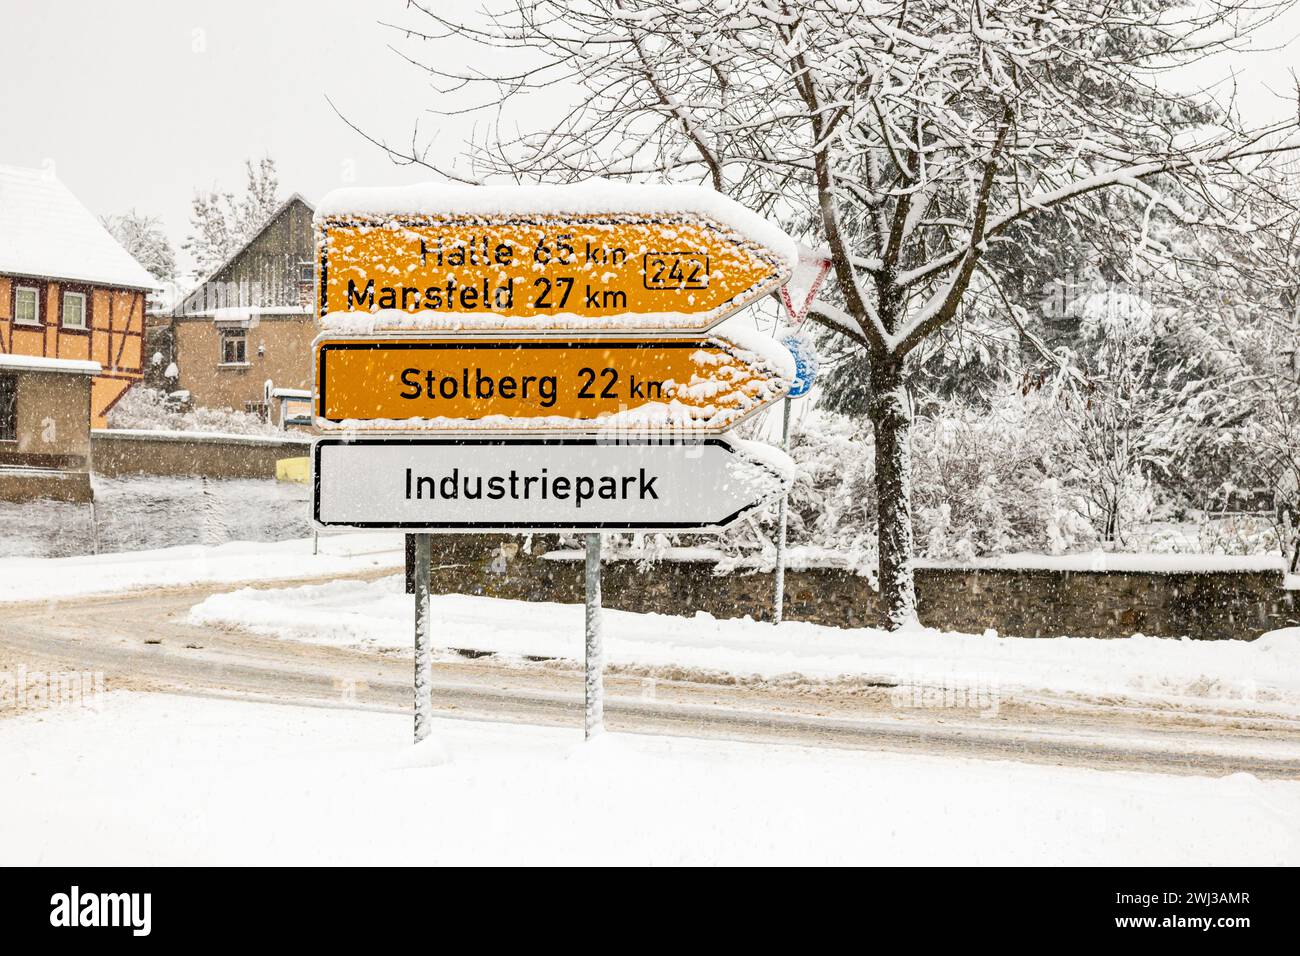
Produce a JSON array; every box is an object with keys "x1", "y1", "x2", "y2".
[
  {"x1": 1, "y1": 0, "x2": 1298, "y2": 277},
  {"x1": 0, "y1": 0, "x2": 494, "y2": 275}
]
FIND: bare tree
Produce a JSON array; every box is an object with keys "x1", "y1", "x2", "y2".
[
  {"x1": 184, "y1": 157, "x2": 281, "y2": 276},
  {"x1": 369, "y1": 0, "x2": 1300, "y2": 627},
  {"x1": 102, "y1": 210, "x2": 177, "y2": 283}
]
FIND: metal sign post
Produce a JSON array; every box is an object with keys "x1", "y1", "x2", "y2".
[
  {"x1": 413, "y1": 532, "x2": 433, "y2": 743},
  {"x1": 774, "y1": 397, "x2": 792, "y2": 625},
  {"x1": 773, "y1": 332, "x2": 818, "y2": 625},
  {"x1": 584, "y1": 533, "x2": 604, "y2": 739}
]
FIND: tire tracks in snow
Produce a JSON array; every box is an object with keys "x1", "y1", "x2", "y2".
[{"x1": 2, "y1": 572, "x2": 1299, "y2": 780}]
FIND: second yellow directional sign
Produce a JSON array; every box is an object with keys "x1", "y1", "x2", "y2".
[
  {"x1": 314, "y1": 330, "x2": 794, "y2": 431},
  {"x1": 314, "y1": 184, "x2": 795, "y2": 333}
]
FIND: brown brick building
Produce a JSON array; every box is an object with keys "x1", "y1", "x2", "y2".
[{"x1": 169, "y1": 194, "x2": 316, "y2": 416}]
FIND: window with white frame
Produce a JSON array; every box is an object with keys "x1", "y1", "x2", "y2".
[
  {"x1": 220, "y1": 329, "x2": 248, "y2": 366},
  {"x1": 62, "y1": 290, "x2": 87, "y2": 329},
  {"x1": 14, "y1": 286, "x2": 40, "y2": 326}
]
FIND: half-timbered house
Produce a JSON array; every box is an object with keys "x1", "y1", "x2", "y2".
[{"x1": 0, "y1": 164, "x2": 157, "y2": 429}]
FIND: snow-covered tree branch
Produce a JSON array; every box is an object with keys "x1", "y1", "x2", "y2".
[{"x1": 378, "y1": 0, "x2": 1300, "y2": 627}]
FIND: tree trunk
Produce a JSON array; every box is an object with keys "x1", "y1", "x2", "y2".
[
  {"x1": 869, "y1": 358, "x2": 918, "y2": 629},
  {"x1": 1104, "y1": 504, "x2": 1118, "y2": 546}
]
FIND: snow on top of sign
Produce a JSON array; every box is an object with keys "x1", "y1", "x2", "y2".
[
  {"x1": 315, "y1": 180, "x2": 797, "y2": 269},
  {"x1": 714, "y1": 317, "x2": 796, "y2": 381},
  {"x1": 320, "y1": 306, "x2": 780, "y2": 335},
  {"x1": 780, "y1": 242, "x2": 834, "y2": 323},
  {"x1": 730, "y1": 434, "x2": 796, "y2": 483},
  {"x1": 0, "y1": 165, "x2": 159, "y2": 290},
  {"x1": 325, "y1": 405, "x2": 781, "y2": 434}
]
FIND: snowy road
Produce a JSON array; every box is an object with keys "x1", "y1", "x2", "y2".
[{"x1": 3, "y1": 573, "x2": 1300, "y2": 779}]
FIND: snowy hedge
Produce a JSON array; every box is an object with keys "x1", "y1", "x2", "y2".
[
  {"x1": 108, "y1": 386, "x2": 283, "y2": 437},
  {"x1": 601, "y1": 370, "x2": 1294, "y2": 575}
]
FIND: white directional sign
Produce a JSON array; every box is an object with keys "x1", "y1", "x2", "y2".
[{"x1": 312, "y1": 436, "x2": 790, "y2": 532}]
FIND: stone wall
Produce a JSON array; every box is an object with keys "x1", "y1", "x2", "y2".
[
  {"x1": 422, "y1": 535, "x2": 1298, "y2": 641},
  {"x1": 91, "y1": 429, "x2": 312, "y2": 480}
]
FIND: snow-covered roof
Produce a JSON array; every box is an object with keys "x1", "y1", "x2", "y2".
[
  {"x1": 0, "y1": 354, "x2": 101, "y2": 376},
  {"x1": 176, "y1": 306, "x2": 311, "y2": 322},
  {"x1": 211, "y1": 306, "x2": 257, "y2": 325},
  {"x1": 0, "y1": 165, "x2": 159, "y2": 290},
  {"x1": 174, "y1": 192, "x2": 314, "y2": 318}
]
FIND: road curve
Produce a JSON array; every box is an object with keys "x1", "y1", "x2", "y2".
[{"x1": 3, "y1": 573, "x2": 1299, "y2": 779}]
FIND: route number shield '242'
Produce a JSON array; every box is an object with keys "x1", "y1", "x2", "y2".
[{"x1": 314, "y1": 184, "x2": 796, "y2": 333}]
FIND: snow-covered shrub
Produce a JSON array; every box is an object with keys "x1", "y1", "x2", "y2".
[
  {"x1": 910, "y1": 385, "x2": 1097, "y2": 559},
  {"x1": 780, "y1": 411, "x2": 879, "y2": 564},
  {"x1": 1052, "y1": 290, "x2": 1175, "y2": 545},
  {"x1": 666, "y1": 395, "x2": 1098, "y2": 569},
  {"x1": 608, "y1": 362, "x2": 1280, "y2": 569},
  {"x1": 619, "y1": 410, "x2": 881, "y2": 577},
  {"x1": 107, "y1": 385, "x2": 282, "y2": 436},
  {"x1": 1194, "y1": 513, "x2": 1281, "y2": 556}
]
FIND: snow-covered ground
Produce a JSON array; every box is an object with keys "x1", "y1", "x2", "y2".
[
  {"x1": 0, "y1": 475, "x2": 312, "y2": 558},
  {"x1": 188, "y1": 575, "x2": 1300, "y2": 715},
  {"x1": 0, "y1": 534, "x2": 403, "y2": 603},
  {"x1": 3, "y1": 692, "x2": 1296, "y2": 865}
]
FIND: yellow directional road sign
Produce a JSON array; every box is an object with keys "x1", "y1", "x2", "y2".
[
  {"x1": 313, "y1": 335, "x2": 793, "y2": 431},
  {"x1": 316, "y1": 215, "x2": 791, "y2": 333}
]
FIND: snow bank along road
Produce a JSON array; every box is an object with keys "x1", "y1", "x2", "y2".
[{"x1": 3, "y1": 569, "x2": 1300, "y2": 780}]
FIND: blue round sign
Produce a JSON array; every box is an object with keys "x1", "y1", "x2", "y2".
[{"x1": 781, "y1": 333, "x2": 818, "y2": 398}]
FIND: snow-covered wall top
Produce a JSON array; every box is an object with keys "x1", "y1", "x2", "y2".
[
  {"x1": 0, "y1": 165, "x2": 159, "y2": 291},
  {"x1": 314, "y1": 180, "x2": 798, "y2": 270},
  {"x1": 93, "y1": 428, "x2": 313, "y2": 447}
]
